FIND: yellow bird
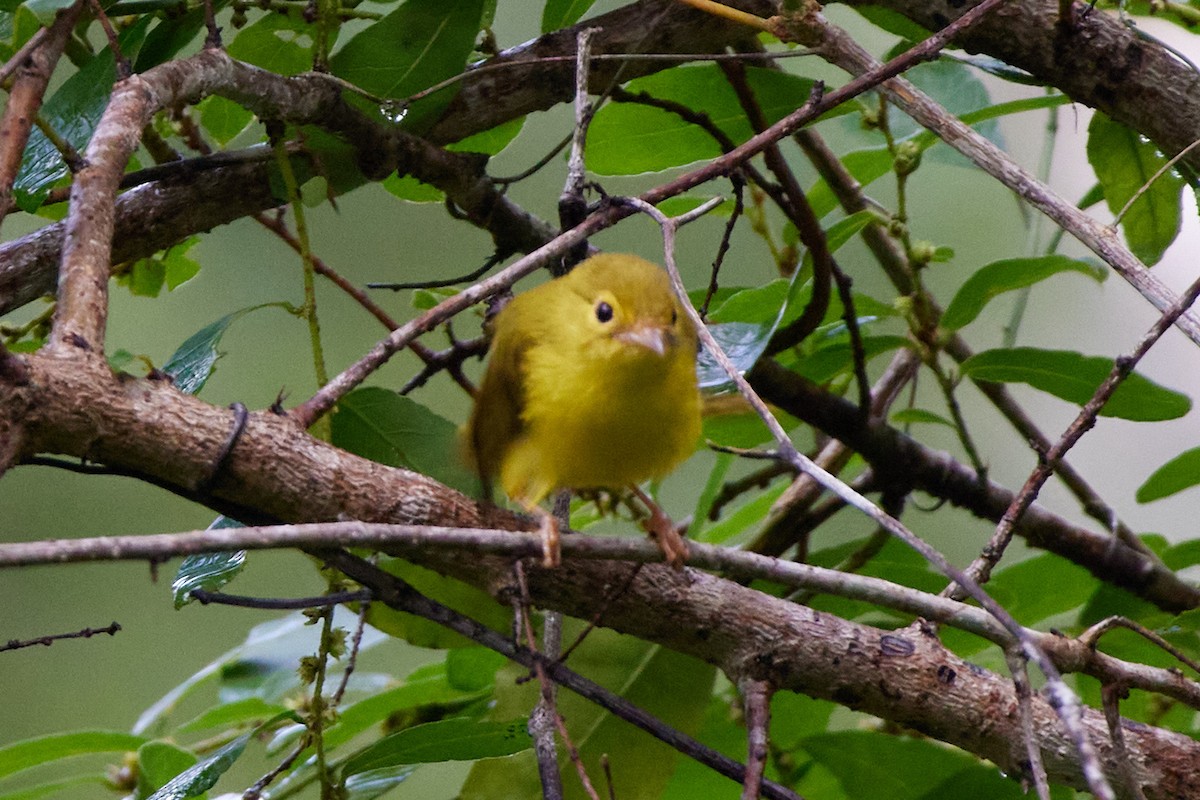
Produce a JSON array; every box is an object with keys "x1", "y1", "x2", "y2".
[{"x1": 466, "y1": 252, "x2": 702, "y2": 567}]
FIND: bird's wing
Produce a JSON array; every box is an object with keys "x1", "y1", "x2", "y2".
[{"x1": 467, "y1": 304, "x2": 534, "y2": 495}]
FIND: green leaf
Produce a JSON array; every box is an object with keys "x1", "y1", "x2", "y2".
[
  {"x1": 792, "y1": 333, "x2": 908, "y2": 385},
  {"x1": 803, "y1": 731, "x2": 1020, "y2": 800},
  {"x1": 588, "y1": 65, "x2": 829, "y2": 175},
  {"x1": 121, "y1": 256, "x2": 167, "y2": 297},
  {"x1": 959, "y1": 347, "x2": 1190, "y2": 421},
  {"x1": 0, "y1": 775, "x2": 107, "y2": 800},
  {"x1": 0, "y1": 731, "x2": 146, "y2": 780},
  {"x1": 163, "y1": 304, "x2": 281, "y2": 394},
  {"x1": 1087, "y1": 112, "x2": 1183, "y2": 266},
  {"x1": 985, "y1": 554, "x2": 1094, "y2": 626},
  {"x1": 446, "y1": 647, "x2": 508, "y2": 691},
  {"x1": 1137, "y1": 446, "x2": 1200, "y2": 503},
  {"x1": 163, "y1": 238, "x2": 202, "y2": 291},
  {"x1": 342, "y1": 718, "x2": 532, "y2": 775},
  {"x1": 134, "y1": 5, "x2": 220, "y2": 72},
  {"x1": 447, "y1": 115, "x2": 525, "y2": 156},
  {"x1": 227, "y1": 9, "x2": 313, "y2": 76},
  {"x1": 198, "y1": 96, "x2": 255, "y2": 146},
  {"x1": 941, "y1": 254, "x2": 1105, "y2": 331},
  {"x1": 320, "y1": 661, "x2": 491, "y2": 751},
  {"x1": 1163, "y1": 537, "x2": 1200, "y2": 570},
  {"x1": 807, "y1": 148, "x2": 892, "y2": 219},
  {"x1": 171, "y1": 518, "x2": 247, "y2": 608},
  {"x1": 331, "y1": 387, "x2": 476, "y2": 494},
  {"x1": 382, "y1": 173, "x2": 445, "y2": 203},
  {"x1": 177, "y1": 697, "x2": 290, "y2": 733},
  {"x1": 136, "y1": 742, "x2": 196, "y2": 799},
  {"x1": 799, "y1": 210, "x2": 877, "y2": 273},
  {"x1": 541, "y1": 0, "x2": 596, "y2": 32},
  {"x1": 330, "y1": 0, "x2": 485, "y2": 132},
  {"x1": 135, "y1": 612, "x2": 385, "y2": 735}
]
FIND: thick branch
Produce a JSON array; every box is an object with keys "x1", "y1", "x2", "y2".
[{"x1": 836, "y1": 0, "x2": 1200, "y2": 171}]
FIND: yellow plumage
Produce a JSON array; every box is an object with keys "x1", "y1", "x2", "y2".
[{"x1": 466, "y1": 253, "x2": 701, "y2": 564}]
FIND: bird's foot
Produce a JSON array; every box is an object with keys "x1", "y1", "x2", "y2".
[{"x1": 641, "y1": 500, "x2": 689, "y2": 569}]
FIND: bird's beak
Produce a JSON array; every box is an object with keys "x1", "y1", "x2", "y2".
[{"x1": 615, "y1": 325, "x2": 671, "y2": 357}]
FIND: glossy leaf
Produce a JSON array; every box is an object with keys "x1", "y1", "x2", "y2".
[
  {"x1": 330, "y1": 0, "x2": 484, "y2": 132},
  {"x1": 0, "y1": 731, "x2": 146, "y2": 780},
  {"x1": 343, "y1": 765, "x2": 417, "y2": 800},
  {"x1": 330, "y1": 387, "x2": 476, "y2": 494},
  {"x1": 941, "y1": 255, "x2": 1105, "y2": 331},
  {"x1": 1087, "y1": 111, "x2": 1183, "y2": 266},
  {"x1": 14, "y1": 18, "x2": 150, "y2": 210},
  {"x1": 541, "y1": 0, "x2": 596, "y2": 32},
  {"x1": 342, "y1": 717, "x2": 532, "y2": 775},
  {"x1": 1137, "y1": 446, "x2": 1200, "y2": 503},
  {"x1": 959, "y1": 347, "x2": 1190, "y2": 421},
  {"x1": 697, "y1": 322, "x2": 773, "y2": 389},
  {"x1": 145, "y1": 730, "x2": 252, "y2": 800},
  {"x1": 163, "y1": 304, "x2": 281, "y2": 394},
  {"x1": 171, "y1": 518, "x2": 247, "y2": 608}
]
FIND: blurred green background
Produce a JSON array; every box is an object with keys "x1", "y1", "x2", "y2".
[{"x1": 4, "y1": 2, "x2": 1200, "y2": 797}]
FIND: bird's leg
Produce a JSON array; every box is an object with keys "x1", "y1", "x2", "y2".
[
  {"x1": 630, "y1": 485, "x2": 689, "y2": 569},
  {"x1": 527, "y1": 504, "x2": 561, "y2": 568}
]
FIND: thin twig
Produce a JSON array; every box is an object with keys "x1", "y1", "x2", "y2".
[
  {"x1": 515, "y1": 561, "x2": 566, "y2": 800},
  {"x1": 1101, "y1": 683, "x2": 1149, "y2": 800},
  {"x1": 0, "y1": 621, "x2": 120, "y2": 652},
  {"x1": 1079, "y1": 616, "x2": 1200, "y2": 677},
  {"x1": 740, "y1": 678, "x2": 772, "y2": 800},
  {"x1": 190, "y1": 588, "x2": 371, "y2": 609},
  {"x1": 1005, "y1": 648, "x2": 1051, "y2": 800}
]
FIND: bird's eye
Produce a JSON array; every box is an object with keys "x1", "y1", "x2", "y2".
[
  {"x1": 595, "y1": 301, "x2": 614, "y2": 323},
  {"x1": 670, "y1": 309, "x2": 678, "y2": 325}
]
